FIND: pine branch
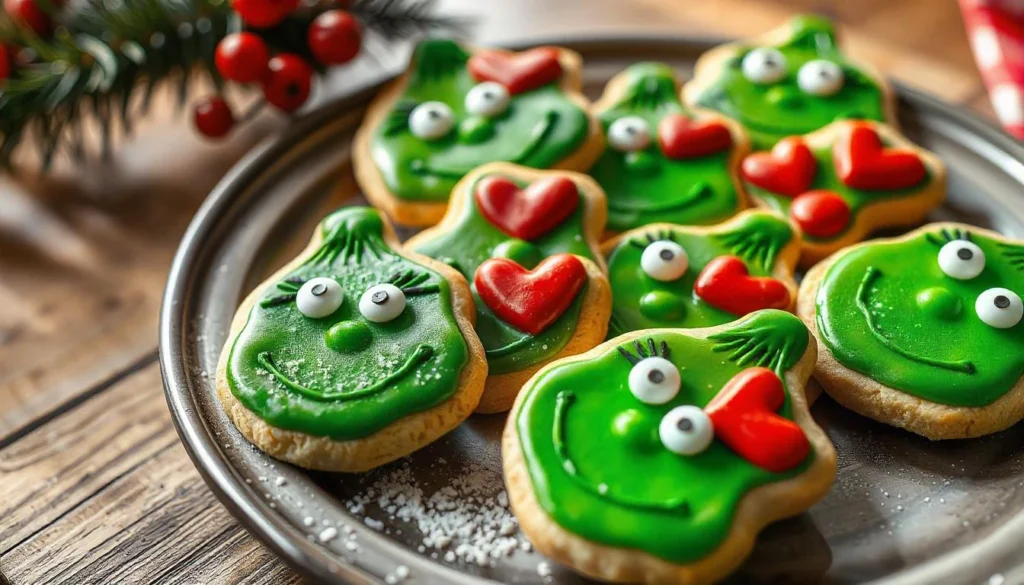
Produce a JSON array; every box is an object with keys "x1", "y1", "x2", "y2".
[{"x1": 0, "y1": 0, "x2": 467, "y2": 170}]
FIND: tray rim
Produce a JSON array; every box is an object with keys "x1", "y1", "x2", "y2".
[{"x1": 158, "y1": 33, "x2": 1024, "y2": 585}]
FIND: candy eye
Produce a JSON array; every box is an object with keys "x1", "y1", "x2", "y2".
[
  {"x1": 659, "y1": 406, "x2": 714, "y2": 456},
  {"x1": 464, "y1": 82, "x2": 510, "y2": 117},
  {"x1": 359, "y1": 283, "x2": 407, "y2": 323},
  {"x1": 628, "y1": 357, "x2": 681, "y2": 405},
  {"x1": 409, "y1": 101, "x2": 455, "y2": 140},
  {"x1": 607, "y1": 116, "x2": 651, "y2": 153},
  {"x1": 741, "y1": 48, "x2": 787, "y2": 84},
  {"x1": 641, "y1": 240, "x2": 688, "y2": 282},
  {"x1": 938, "y1": 240, "x2": 985, "y2": 280},
  {"x1": 296, "y1": 277, "x2": 344, "y2": 319},
  {"x1": 976, "y1": 288, "x2": 1023, "y2": 329},
  {"x1": 797, "y1": 60, "x2": 844, "y2": 96}
]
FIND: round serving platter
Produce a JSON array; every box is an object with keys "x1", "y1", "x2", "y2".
[{"x1": 160, "y1": 36, "x2": 1024, "y2": 585}]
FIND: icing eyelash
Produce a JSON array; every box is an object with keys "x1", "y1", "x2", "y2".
[
  {"x1": 260, "y1": 276, "x2": 306, "y2": 308},
  {"x1": 614, "y1": 74, "x2": 679, "y2": 112},
  {"x1": 628, "y1": 229, "x2": 679, "y2": 249},
  {"x1": 925, "y1": 228, "x2": 973, "y2": 247},
  {"x1": 382, "y1": 100, "x2": 417, "y2": 136},
  {"x1": 617, "y1": 337, "x2": 671, "y2": 365},
  {"x1": 999, "y1": 242, "x2": 1024, "y2": 271},
  {"x1": 389, "y1": 268, "x2": 440, "y2": 296}
]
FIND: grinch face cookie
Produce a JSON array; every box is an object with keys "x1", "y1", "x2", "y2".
[
  {"x1": 217, "y1": 207, "x2": 486, "y2": 472},
  {"x1": 798, "y1": 223, "x2": 1024, "y2": 439},
  {"x1": 603, "y1": 210, "x2": 800, "y2": 337},
  {"x1": 353, "y1": 39, "x2": 602, "y2": 226},
  {"x1": 503, "y1": 310, "x2": 836, "y2": 584},
  {"x1": 588, "y1": 62, "x2": 749, "y2": 232},
  {"x1": 741, "y1": 120, "x2": 945, "y2": 265},
  {"x1": 684, "y1": 15, "x2": 894, "y2": 151},
  {"x1": 407, "y1": 163, "x2": 611, "y2": 413}
]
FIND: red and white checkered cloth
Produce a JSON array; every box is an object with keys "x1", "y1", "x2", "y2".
[{"x1": 961, "y1": 0, "x2": 1024, "y2": 138}]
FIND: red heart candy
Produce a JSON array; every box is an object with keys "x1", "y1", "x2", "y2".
[
  {"x1": 834, "y1": 123, "x2": 926, "y2": 190},
  {"x1": 694, "y1": 256, "x2": 790, "y2": 316},
  {"x1": 790, "y1": 190, "x2": 851, "y2": 238},
  {"x1": 474, "y1": 175, "x2": 579, "y2": 241},
  {"x1": 657, "y1": 114, "x2": 733, "y2": 159},
  {"x1": 705, "y1": 367, "x2": 810, "y2": 473},
  {"x1": 468, "y1": 47, "x2": 563, "y2": 95},
  {"x1": 741, "y1": 137, "x2": 817, "y2": 197},
  {"x1": 474, "y1": 254, "x2": 586, "y2": 335}
]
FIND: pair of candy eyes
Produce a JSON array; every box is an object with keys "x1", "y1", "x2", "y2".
[
  {"x1": 407, "y1": 82, "x2": 511, "y2": 140},
  {"x1": 741, "y1": 48, "x2": 845, "y2": 96},
  {"x1": 938, "y1": 241, "x2": 1023, "y2": 329},
  {"x1": 628, "y1": 357, "x2": 714, "y2": 456},
  {"x1": 294, "y1": 277, "x2": 406, "y2": 323}
]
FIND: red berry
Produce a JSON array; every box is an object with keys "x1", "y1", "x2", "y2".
[
  {"x1": 194, "y1": 96, "x2": 235, "y2": 139},
  {"x1": 231, "y1": 0, "x2": 299, "y2": 28},
  {"x1": 790, "y1": 190, "x2": 851, "y2": 238},
  {"x1": 215, "y1": 32, "x2": 269, "y2": 83},
  {"x1": 308, "y1": 10, "x2": 362, "y2": 65},
  {"x1": 0, "y1": 45, "x2": 11, "y2": 82},
  {"x1": 5, "y1": 0, "x2": 50, "y2": 35},
  {"x1": 262, "y1": 54, "x2": 313, "y2": 112}
]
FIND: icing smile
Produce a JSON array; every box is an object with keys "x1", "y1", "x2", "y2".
[
  {"x1": 553, "y1": 390, "x2": 691, "y2": 514},
  {"x1": 856, "y1": 267, "x2": 976, "y2": 374},
  {"x1": 258, "y1": 344, "x2": 436, "y2": 402},
  {"x1": 409, "y1": 111, "x2": 559, "y2": 178},
  {"x1": 607, "y1": 182, "x2": 713, "y2": 214}
]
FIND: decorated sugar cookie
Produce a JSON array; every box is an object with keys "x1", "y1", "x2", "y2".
[
  {"x1": 741, "y1": 120, "x2": 945, "y2": 265},
  {"x1": 588, "y1": 62, "x2": 749, "y2": 232},
  {"x1": 407, "y1": 163, "x2": 611, "y2": 413},
  {"x1": 683, "y1": 15, "x2": 895, "y2": 151},
  {"x1": 216, "y1": 207, "x2": 487, "y2": 472},
  {"x1": 503, "y1": 310, "x2": 836, "y2": 584},
  {"x1": 798, "y1": 223, "x2": 1024, "y2": 440},
  {"x1": 603, "y1": 210, "x2": 800, "y2": 337},
  {"x1": 352, "y1": 39, "x2": 603, "y2": 227}
]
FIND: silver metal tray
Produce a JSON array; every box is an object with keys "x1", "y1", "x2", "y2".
[{"x1": 160, "y1": 36, "x2": 1024, "y2": 585}]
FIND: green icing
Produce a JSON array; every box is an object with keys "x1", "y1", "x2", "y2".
[
  {"x1": 516, "y1": 310, "x2": 812, "y2": 563},
  {"x1": 605, "y1": 212, "x2": 794, "y2": 336},
  {"x1": 692, "y1": 15, "x2": 887, "y2": 150},
  {"x1": 226, "y1": 207, "x2": 470, "y2": 440},
  {"x1": 744, "y1": 135, "x2": 931, "y2": 242},
  {"x1": 413, "y1": 174, "x2": 595, "y2": 374},
  {"x1": 370, "y1": 39, "x2": 591, "y2": 202},
  {"x1": 588, "y1": 63, "x2": 741, "y2": 231},
  {"x1": 816, "y1": 228, "x2": 1024, "y2": 406}
]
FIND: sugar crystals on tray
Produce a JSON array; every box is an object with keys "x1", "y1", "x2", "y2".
[{"x1": 345, "y1": 460, "x2": 526, "y2": 567}]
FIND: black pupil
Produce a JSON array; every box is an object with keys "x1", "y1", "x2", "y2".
[
  {"x1": 676, "y1": 418, "x2": 693, "y2": 432},
  {"x1": 957, "y1": 247, "x2": 974, "y2": 261},
  {"x1": 626, "y1": 125, "x2": 637, "y2": 135},
  {"x1": 428, "y1": 109, "x2": 440, "y2": 119},
  {"x1": 311, "y1": 283, "x2": 327, "y2": 296},
  {"x1": 659, "y1": 249, "x2": 674, "y2": 261},
  {"x1": 995, "y1": 295, "x2": 1011, "y2": 309},
  {"x1": 372, "y1": 291, "x2": 389, "y2": 305},
  {"x1": 647, "y1": 369, "x2": 665, "y2": 384},
  {"x1": 483, "y1": 91, "x2": 493, "y2": 99}
]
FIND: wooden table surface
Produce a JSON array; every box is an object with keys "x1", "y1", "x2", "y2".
[{"x1": 0, "y1": 1, "x2": 996, "y2": 583}]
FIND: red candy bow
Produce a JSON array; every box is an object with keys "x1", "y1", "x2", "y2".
[
  {"x1": 474, "y1": 254, "x2": 586, "y2": 335},
  {"x1": 705, "y1": 367, "x2": 810, "y2": 473},
  {"x1": 468, "y1": 47, "x2": 563, "y2": 95}
]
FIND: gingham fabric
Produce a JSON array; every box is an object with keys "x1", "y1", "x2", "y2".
[{"x1": 961, "y1": 0, "x2": 1024, "y2": 138}]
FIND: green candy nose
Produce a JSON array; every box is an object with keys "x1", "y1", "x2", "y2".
[
  {"x1": 624, "y1": 150, "x2": 660, "y2": 176},
  {"x1": 639, "y1": 290, "x2": 687, "y2": 322},
  {"x1": 612, "y1": 409, "x2": 660, "y2": 452},
  {"x1": 765, "y1": 86, "x2": 805, "y2": 109},
  {"x1": 916, "y1": 287, "x2": 962, "y2": 320},
  {"x1": 325, "y1": 320, "x2": 372, "y2": 353},
  {"x1": 458, "y1": 116, "x2": 495, "y2": 144}
]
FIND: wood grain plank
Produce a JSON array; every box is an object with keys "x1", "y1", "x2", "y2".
[{"x1": 0, "y1": 362, "x2": 300, "y2": 585}]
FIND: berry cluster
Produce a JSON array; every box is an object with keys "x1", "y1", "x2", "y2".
[{"x1": 194, "y1": 1, "x2": 363, "y2": 139}]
